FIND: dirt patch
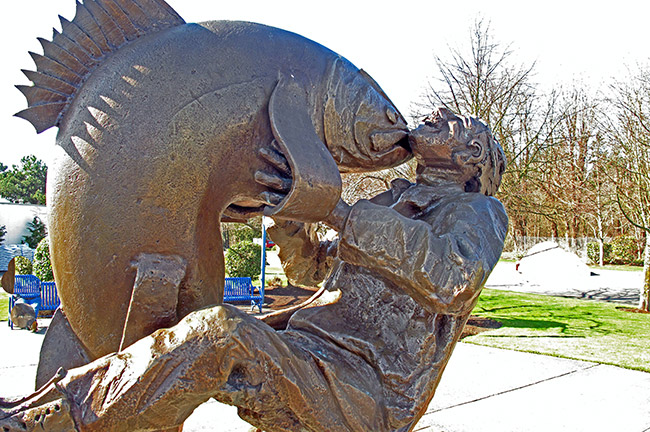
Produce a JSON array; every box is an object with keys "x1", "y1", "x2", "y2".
[
  {"x1": 617, "y1": 306, "x2": 650, "y2": 314},
  {"x1": 461, "y1": 316, "x2": 503, "y2": 339},
  {"x1": 263, "y1": 284, "x2": 319, "y2": 310}
]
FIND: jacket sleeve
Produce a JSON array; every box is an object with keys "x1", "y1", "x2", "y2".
[{"x1": 337, "y1": 194, "x2": 508, "y2": 315}]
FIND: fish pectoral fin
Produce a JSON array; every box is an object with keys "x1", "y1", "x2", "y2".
[{"x1": 267, "y1": 72, "x2": 342, "y2": 222}]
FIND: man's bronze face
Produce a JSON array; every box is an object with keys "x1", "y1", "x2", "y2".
[
  {"x1": 408, "y1": 114, "x2": 479, "y2": 190},
  {"x1": 408, "y1": 108, "x2": 505, "y2": 196},
  {"x1": 408, "y1": 120, "x2": 457, "y2": 171}
]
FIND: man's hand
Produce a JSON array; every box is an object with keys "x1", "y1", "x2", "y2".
[
  {"x1": 322, "y1": 199, "x2": 351, "y2": 232},
  {"x1": 255, "y1": 140, "x2": 292, "y2": 209},
  {"x1": 255, "y1": 140, "x2": 349, "y2": 230}
]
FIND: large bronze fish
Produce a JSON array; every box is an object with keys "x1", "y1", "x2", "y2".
[{"x1": 16, "y1": 0, "x2": 411, "y2": 381}]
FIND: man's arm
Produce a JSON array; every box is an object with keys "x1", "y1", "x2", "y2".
[{"x1": 336, "y1": 194, "x2": 508, "y2": 315}]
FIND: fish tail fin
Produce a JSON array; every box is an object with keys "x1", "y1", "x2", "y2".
[{"x1": 16, "y1": 0, "x2": 185, "y2": 133}]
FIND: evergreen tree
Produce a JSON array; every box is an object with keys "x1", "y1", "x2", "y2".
[
  {"x1": 22, "y1": 216, "x2": 47, "y2": 249},
  {"x1": 0, "y1": 155, "x2": 47, "y2": 205},
  {"x1": 34, "y1": 237, "x2": 54, "y2": 282}
]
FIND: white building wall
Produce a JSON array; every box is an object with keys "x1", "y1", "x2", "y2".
[{"x1": 0, "y1": 201, "x2": 48, "y2": 245}]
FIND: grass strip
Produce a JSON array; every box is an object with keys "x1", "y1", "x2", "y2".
[
  {"x1": 0, "y1": 292, "x2": 8, "y2": 322},
  {"x1": 466, "y1": 288, "x2": 650, "y2": 372}
]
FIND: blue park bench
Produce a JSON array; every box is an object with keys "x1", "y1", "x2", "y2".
[
  {"x1": 224, "y1": 277, "x2": 264, "y2": 313},
  {"x1": 13, "y1": 275, "x2": 41, "y2": 300},
  {"x1": 8, "y1": 276, "x2": 61, "y2": 329}
]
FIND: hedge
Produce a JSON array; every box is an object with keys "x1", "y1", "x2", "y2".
[{"x1": 225, "y1": 241, "x2": 262, "y2": 279}]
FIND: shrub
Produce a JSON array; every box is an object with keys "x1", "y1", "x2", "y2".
[
  {"x1": 225, "y1": 241, "x2": 261, "y2": 279},
  {"x1": 33, "y1": 237, "x2": 54, "y2": 281},
  {"x1": 587, "y1": 241, "x2": 612, "y2": 265},
  {"x1": 14, "y1": 256, "x2": 33, "y2": 275},
  {"x1": 610, "y1": 236, "x2": 640, "y2": 266},
  {"x1": 586, "y1": 242, "x2": 597, "y2": 264}
]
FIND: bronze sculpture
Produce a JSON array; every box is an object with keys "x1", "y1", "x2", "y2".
[
  {"x1": 2, "y1": 0, "x2": 512, "y2": 430},
  {"x1": 13, "y1": 0, "x2": 411, "y2": 385},
  {"x1": 0, "y1": 108, "x2": 508, "y2": 431}
]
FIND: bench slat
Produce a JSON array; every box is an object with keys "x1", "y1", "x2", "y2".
[
  {"x1": 40, "y1": 281, "x2": 61, "y2": 311},
  {"x1": 14, "y1": 275, "x2": 41, "y2": 299}
]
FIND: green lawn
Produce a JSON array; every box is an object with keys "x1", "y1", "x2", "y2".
[
  {"x1": 0, "y1": 292, "x2": 8, "y2": 321},
  {"x1": 467, "y1": 289, "x2": 650, "y2": 372},
  {"x1": 589, "y1": 264, "x2": 643, "y2": 272}
]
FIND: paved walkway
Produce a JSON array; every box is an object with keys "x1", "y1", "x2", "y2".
[
  {"x1": 418, "y1": 344, "x2": 650, "y2": 432},
  {"x1": 2, "y1": 316, "x2": 649, "y2": 432},
  {"x1": 486, "y1": 261, "x2": 643, "y2": 305}
]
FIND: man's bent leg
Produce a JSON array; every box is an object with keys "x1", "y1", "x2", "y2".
[{"x1": 2, "y1": 304, "x2": 386, "y2": 431}]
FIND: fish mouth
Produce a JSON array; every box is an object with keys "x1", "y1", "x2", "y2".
[
  {"x1": 397, "y1": 133, "x2": 412, "y2": 152},
  {"x1": 337, "y1": 128, "x2": 411, "y2": 173},
  {"x1": 370, "y1": 129, "x2": 410, "y2": 153}
]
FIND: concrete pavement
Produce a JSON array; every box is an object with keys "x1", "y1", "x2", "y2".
[
  {"x1": 417, "y1": 343, "x2": 650, "y2": 432},
  {"x1": 2, "y1": 317, "x2": 649, "y2": 432}
]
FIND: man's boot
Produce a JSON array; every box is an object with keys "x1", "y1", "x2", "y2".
[{"x1": 0, "y1": 368, "x2": 77, "y2": 431}]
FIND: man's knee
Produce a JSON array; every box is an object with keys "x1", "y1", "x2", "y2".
[{"x1": 174, "y1": 304, "x2": 255, "y2": 337}]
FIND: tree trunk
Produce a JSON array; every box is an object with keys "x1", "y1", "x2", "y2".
[
  {"x1": 597, "y1": 213, "x2": 604, "y2": 267},
  {"x1": 598, "y1": 238, "x2": 605, "y2": 267},
  {"x1": 564, "y1": 221, "x2": 570, "y2": 248},
  {"x1": 641, "y1": 234, "x2": 650, "y2": 311}
]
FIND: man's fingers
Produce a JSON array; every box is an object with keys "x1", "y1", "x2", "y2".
[
  {"x1": 259, "y1": 146, "x2": 291, "y2": 176},
  {"x1": 254, "y1": 140, "x2": 293, "y2": 209},
  {"x1": 259, "y1": 191, "x2": 285, "y2": 206},
  {"x1": 270, "y1": 139, "x2": 283, "y2": 153},
  {"x1": 255, "y1": 171, "x2": 291, "y2": 193}
]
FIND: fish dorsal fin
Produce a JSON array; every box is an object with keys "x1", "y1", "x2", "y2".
[{"x1": 15, "y1": 0, "x2": 185, "y2": 133}]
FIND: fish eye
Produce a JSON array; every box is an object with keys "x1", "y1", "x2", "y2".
[{"x1": 386, "y1": 107, "x2": 398, "y2": 124}]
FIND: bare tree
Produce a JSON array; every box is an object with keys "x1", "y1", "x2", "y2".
[
  {"x1": 414, "y1": 19, "x2": 535, "y2": 124},
  {"x1": 414, "y1": 18, "x2": 560, "y2": 255},
  {"x1": 582, "y1": 144, "x2": 618, "y2": 266},
  {"x1": 607, "y1": 65, "x2": 650, "y2": 311},
  {"x1": 535, "y1": 88, "x2": 614, "y2": 248}
]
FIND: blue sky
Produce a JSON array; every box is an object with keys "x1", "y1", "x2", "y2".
[{"x1": 3, "y1": 0, "x2": 648, "y2": 166}]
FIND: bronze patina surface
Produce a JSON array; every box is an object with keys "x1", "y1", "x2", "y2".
[
  {"x1": 14, "y1": 0, "x2": 411, "y2": 378},
  {"x1": 1, "y1": 258, "x2": 15, "y2": 294}
]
